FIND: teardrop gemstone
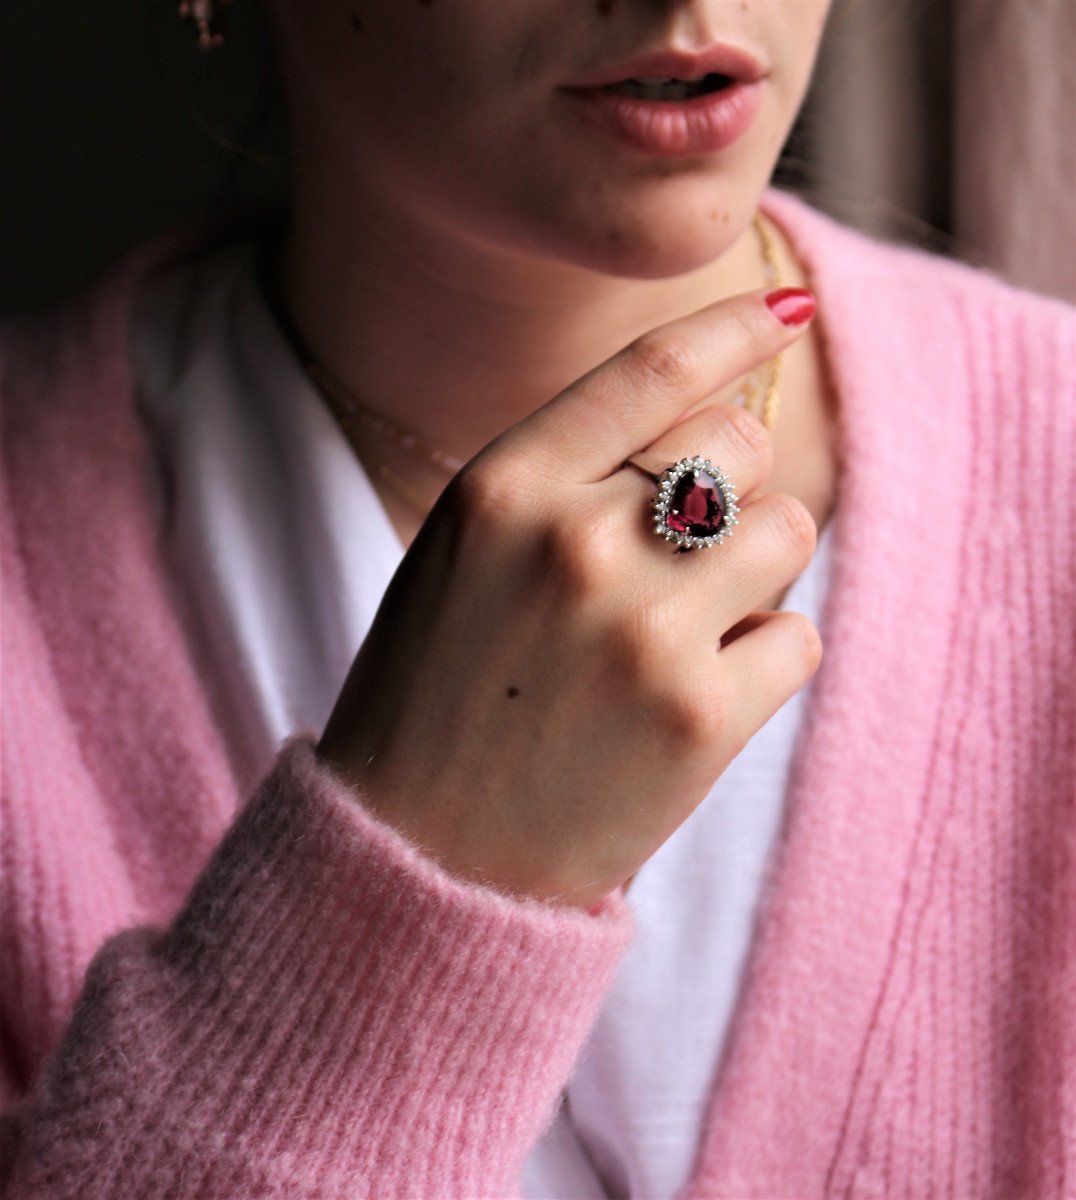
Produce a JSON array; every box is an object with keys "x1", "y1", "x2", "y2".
[{"x1": 666, "y1": 469, "x2": 726, "y2": 536}]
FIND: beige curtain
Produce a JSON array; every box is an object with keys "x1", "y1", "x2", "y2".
[
  {"x1": 797, "y1": 0, "x2": 1076, "y2": 303},
  {"x1": 954, "y1": 0, "x2": 1076, "y2": 302}
]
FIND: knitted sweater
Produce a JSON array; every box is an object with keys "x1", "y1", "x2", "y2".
[{"x1": 1, "y1": 190, "x2": 1074, "y2": 1199}]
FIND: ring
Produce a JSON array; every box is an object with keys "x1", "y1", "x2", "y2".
[{"x1": 645, "y1": 456, "x2": 740, "y2": 551}]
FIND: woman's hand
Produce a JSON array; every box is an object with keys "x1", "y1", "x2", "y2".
[{"x1": 316, "y1": 288, "x2": 822, "y2": 909}]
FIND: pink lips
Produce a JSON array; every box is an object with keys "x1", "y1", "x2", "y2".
[{"x1": 560, "y1": 45, "x2": 767, "y2": 158}]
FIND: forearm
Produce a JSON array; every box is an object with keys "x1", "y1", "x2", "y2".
[{"x1": 1, "y1": 736, "x2": 632, "y2": 1199}]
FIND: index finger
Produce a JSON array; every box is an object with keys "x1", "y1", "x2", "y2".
[{"x1": 506, "y1": 286, "x2": 815, "y2": 482}]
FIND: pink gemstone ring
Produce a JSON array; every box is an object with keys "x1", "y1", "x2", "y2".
[{"x1": 650, "y1": 457, "x2": 740, "y2": 551}]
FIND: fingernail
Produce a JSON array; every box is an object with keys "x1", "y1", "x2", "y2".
[{"x1": 765, "y1": 287, "x2": 816, "y2": 327}]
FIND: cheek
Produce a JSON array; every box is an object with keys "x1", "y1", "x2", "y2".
[
  {"x1": 297, "y1": 1, "x2": 486, "y2": 115},
  {"x1": 765, "y1": 2, "x2": 831, "y2": 119},
  {"x1": 792, "y1": 1, "x2": 833, "y2": 68}
]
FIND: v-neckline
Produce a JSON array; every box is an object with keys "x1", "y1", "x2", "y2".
[{"x1": 677, "y1": 189, "x2": 976, "y2": 1198}]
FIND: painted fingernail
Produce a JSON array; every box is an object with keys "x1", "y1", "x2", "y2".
[{"x1": 765, "y1": 287, "x2": 816, "y2": 327}]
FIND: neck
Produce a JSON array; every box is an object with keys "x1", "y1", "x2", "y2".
[{"x1": 275, "y1": 183, "x2": 776, "y2": 471}]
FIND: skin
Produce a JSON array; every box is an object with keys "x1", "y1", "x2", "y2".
[{"x1": 263, "y1": 0, "x2": 837, "y2": 906}]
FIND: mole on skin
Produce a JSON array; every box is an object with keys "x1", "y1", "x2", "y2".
[{"x1": 506, "y1": 687, "x2": 521, "y2": 699}]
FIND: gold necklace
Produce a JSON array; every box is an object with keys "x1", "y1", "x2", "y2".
[
  {"x1": 741, "y1": 211, "x2": 784, "y2": 431},
  {"x1": 308, "y1": 211, "x2": 785, "y2": 517},
  {"x1": 305, "y1": 362, "x2": 465, "y2": 516}
]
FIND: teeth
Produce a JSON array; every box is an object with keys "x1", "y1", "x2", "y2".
[{"x1": 605, "y1": 74, "x2": 731, "y2": 101}]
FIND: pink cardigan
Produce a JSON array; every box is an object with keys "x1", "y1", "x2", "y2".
[{"x1": 1, "y1": 190, "x2": 1074, "y2": 1198}]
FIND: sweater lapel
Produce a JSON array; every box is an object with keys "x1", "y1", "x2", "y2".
[
  {"x1": 3, "y1": 228, "x2": 249, "y2": 924},
  {"x1": 684, "y1": 194, "x2": 976, "y2": 1198}
]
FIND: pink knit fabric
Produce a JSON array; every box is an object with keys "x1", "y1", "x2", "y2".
[{"x1": 1, "y1": 190, "x2": 1074, "y2": 1198}]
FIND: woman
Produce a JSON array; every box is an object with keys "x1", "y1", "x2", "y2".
[{"x1": 2, "y1": 1, "x2": 1073, "y2": 1197}]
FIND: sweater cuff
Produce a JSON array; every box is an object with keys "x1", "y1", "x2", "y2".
[{"x1": 28, "y1": 734, "x2": 633, "y2": 1198}]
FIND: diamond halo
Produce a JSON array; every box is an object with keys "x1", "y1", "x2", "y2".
[{"x1": 651, "y1": 457, "x2": 740, "y2": 551}]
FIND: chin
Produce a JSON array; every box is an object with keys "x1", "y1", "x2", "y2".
[
  {"x1": 575, "y1": 232, "x2": 738, "y2": 281},
  {"x1": 514, "y1": 175, "x2": 762, "y2": 281},
  {"x1": 548, "y1": 209, "x2": 753, "y2": 281}
]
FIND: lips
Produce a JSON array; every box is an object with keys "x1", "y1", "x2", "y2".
[
  {"x1": 564, "y1": 45, "x2": 767, "y2": 91},
  {"x1": 559, "y1": 44, "x2": 767, "y2": 158},
  {"x1": 561, "y1": 45, "x2": 762, "y2": 158}
]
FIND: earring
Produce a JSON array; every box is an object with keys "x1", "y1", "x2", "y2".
[{"x1": 178, "y1": 0, "x2": 235, "y2": 49}]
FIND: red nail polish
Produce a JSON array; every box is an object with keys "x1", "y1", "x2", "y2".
[{"x1": 765, "y1": 287, "x2": 816, "y2": 327}]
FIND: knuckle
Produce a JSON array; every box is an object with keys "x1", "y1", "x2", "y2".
[
  {"x1": 603, "y1": 607, "x2": 659, "y2": 680},
  {"x1": 662, "y1": 686, "x2": 724, "y2": 750},
  {"x1": 725, "y1": 302, "x2": 762, "y2": 344},
  {"x1": 625, "y1": 333, "x2": 697, "y2": 395},
  {"x1": 447, "y1": 460, "x2": 525, "y2": 529},
  {"x1": 718, "y1": 403, "x2": 772, "y2": 466},
  {"x1": 538, "y1": 512, "x2": 618, "y2": 599},
  {"x1": 602, "y1": 610, "x2": 726, "y2": 748},
  {"x1": 604, "y1": 609, "x2": 687, "y2": 705},
  {"x1": 764, "y1": 493, "x2": 817, "y2": 563},
  {"x1": 644, "y1": 663, "x2": 722, "y2": 747},
  {"x1": 787, "y1": 613, "x2": 824, "y2": 674}
]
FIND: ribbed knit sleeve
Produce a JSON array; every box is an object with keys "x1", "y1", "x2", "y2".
[{"x1": 0, "y1": 735, "x2": 633, "y2": 1199}]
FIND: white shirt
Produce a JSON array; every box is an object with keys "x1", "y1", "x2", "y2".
[{"x1": 133, "y1": 241, "x2": 833, "y2": 1200}]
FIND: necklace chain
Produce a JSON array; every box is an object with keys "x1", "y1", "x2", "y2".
[
  {"x1": 743, "y1": 211, "x2": 784, "y2": 431},
  {"x1": 305, "y1": 360, "x2": 466, "y2": 475},
  {"x1": 308, "y1": 211, "x2": 784, "y2": 517}
]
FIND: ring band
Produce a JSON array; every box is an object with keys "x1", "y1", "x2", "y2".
[{"x1": 647, "y1": 456, "x2": 740, "y2": 551}]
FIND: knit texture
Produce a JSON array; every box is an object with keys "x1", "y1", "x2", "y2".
[{"x1": 1, "y1": 190, "x2": 1074, "y2": 1197}]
